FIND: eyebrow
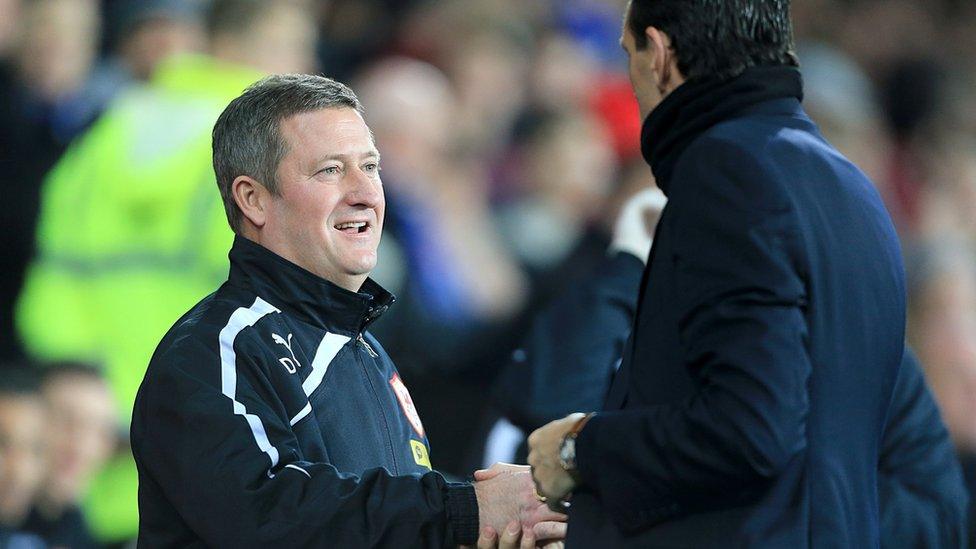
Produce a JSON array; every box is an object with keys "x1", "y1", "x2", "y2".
[{"x1": 318, "y1": 151, "x2": 382, "y2": 163}]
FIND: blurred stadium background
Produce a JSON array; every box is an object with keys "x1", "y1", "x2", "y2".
[{"x1": 0, "y1": 0, "x2": 973, "y2": 546}]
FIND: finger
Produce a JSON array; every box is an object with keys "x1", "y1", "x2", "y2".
[
  {"x1": 530, "y1": 502, "x2": 569, "y2": 523},
  {"x1": 532, "y1": 521, "x2": 567, "y2": 541},
  {"x1": 519, "y1": 527, "x2": 536, "y2": 549},
  {"x1": 476, "y1": 527, "x2": 498, "y2": 549},
  {"x1": 498, "y1": 521, "x2": 521, "y2": 549},
  {"x1": 475, "y1": 465, "x2": 502, "y2": 482},
  {"x1": 475, "y1": 462, "x2": 526, "y2": 481},
  {"x1": 540, "y1": 542, "x2": 565, "y2": 549},
  {"x1": 473, "y1": 469, "x2": 495, "y2": 481}
]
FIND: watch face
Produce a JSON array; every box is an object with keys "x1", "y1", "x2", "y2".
[{"x1": 559, "y1": 436, "x2": 575, "y2": 467}]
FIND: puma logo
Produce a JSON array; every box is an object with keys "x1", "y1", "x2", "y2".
[{"x1": 272, "y1": 333, "x2": 301, "y2": 374}]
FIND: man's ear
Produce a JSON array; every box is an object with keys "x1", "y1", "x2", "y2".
[
  {"x1": 232, "y1": 175, "x2": 270, "y2": 229},
  {"x1": 645, "y1": 27, "x2": 675, "y2": 92}
]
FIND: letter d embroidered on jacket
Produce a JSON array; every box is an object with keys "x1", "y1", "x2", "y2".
[{"x1": 272, "y1": 333, "x2": 301, "y2": 374}]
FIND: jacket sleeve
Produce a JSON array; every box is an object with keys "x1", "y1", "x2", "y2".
[
  {"x1": 133, "y1": 328, "x2": 477, "y2": 548},
  {"x1": 575, "y1": 139, "x2": 810, "y2": 533},
  {"x1": 492, "y1": 252, "x2": 644, "y2": 432},
  {"x1": 879, "y1": 348, "x2": 970, "y2": 548}
]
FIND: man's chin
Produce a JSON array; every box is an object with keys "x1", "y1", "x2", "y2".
[{"x1": 342, "y1": 259, "x2": 377, "y2": 279}]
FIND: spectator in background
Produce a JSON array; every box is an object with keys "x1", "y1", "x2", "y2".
[
  {"x1": 0, "y1": 369, "x2": 46, "y2": 533},
  {"x1": 104, "y1": 0, "x2": 204, "y2": 82},
  {"x1": 356, "y1": 57, "x2": 526, "y2": 328},
  {"x1": 12, "y1": 0, "x2": 101, "y2": 140},
  {"x1": 0, "y1": 1, "x2": 201, "y2": 366},
  {"x1": 0, "y1": 0, "x2": 20, "y2": 60},
  {"x1": 0, "y1": 0, "x2": 101, "y2": 362},
  {"x1": 444, "y1": 28, "x2": 531, "y2": 158},
  {"x1": 355, "y1": 57, "x2": 529, "y2": 474},
  {"x1": 316, "y1": 0, "x2": 422, "y2": 81},
  {"x1": 15, "y1": 0, "x2": 317, "y2": 542},
  {"x1": 74, "y1": 0, "x2": 204, "y2": 130},
  {"x1": 484, "y1": 185, "x2": 663, "y2": 467},
  {"x1": 22, "y1": 363, "x2": 116, "y2": 549},
  {"x1": 799, "y1": 42, "x2": 888, "y2": 188},
  {"x1": 907, "y1": 239, "x2": 976, "y2": 546},
  {"x1": 916, "y1": 88, "x2": 976, "y2": 243},
  {"x1": 497, "y1": 108, "x2": 617, "y2": 278},
  {"x1": 876, "y1": 57, "x2": 947, "y2": 240}
]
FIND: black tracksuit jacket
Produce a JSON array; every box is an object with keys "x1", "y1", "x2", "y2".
[{"x1": 131, "y1": 236, "x2": 478, "y2": 548}]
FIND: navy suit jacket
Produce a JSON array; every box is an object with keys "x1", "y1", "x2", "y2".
[
  {"x1": 568, "y1": 98, "x2": 907, "y2": 547},
  {"x1": 494, "y1": 253, "x2": 968, "y2": 547}
]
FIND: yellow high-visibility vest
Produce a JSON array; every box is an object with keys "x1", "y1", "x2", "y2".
[{"x1": 17, "y1": 53, "x2": 263, "y2": 542}]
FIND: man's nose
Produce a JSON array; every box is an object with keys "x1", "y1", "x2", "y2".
[{"x1": 345, "y1": 169, "x2": 382, "y2": 208}]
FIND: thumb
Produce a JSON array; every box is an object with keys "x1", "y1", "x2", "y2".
[
  {"x1": 473, "y1": 468, "x2": 496, "y2": 481},
  {"x1": 475, "y1": 462, "x2": 525, "y2": 481}
]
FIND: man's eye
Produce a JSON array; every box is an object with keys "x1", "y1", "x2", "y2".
[
  {"x1": 364, "y1": 163, "x2": 380, "y2": 173},
  {"x1": 320, "y1": 166, "x2": 340, "y2": 175}
]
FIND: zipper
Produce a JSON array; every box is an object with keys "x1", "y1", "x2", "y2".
[
  {"x1": 357, "y1": 333, "x2": 378, "y2": 358},
  {"x1": 355, "y1": 349, "x2": 398, "y2": 473},
  {"x1": 358, "y1": 301, "x2": 390, "y2": 333}
]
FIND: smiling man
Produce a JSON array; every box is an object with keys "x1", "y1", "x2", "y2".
[{"x1": 130, "y1": 74, "x2": 562, "y2": 548}]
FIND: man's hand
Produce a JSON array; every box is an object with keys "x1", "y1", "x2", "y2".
[
  {"x1": 474, "y1": 521, "x2": 567, "y2": 549},
  {"x1": 472, "y1": 463, "x2": 566, "y2": 544},
  {"x1": 527, "y1": 413, "x2": 587, "y2": 501}
]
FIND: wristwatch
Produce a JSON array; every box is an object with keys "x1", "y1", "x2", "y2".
[{"x1": 558, "y1": 413, "x2": 594, "y2": 482}]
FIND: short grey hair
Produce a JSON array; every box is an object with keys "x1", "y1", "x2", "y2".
[{"x1": 212, "y1": 73, "x2": 364, "y2": 233}]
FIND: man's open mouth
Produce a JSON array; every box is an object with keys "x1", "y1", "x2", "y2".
[{"x1": 334, "y1": 221, "x2": 370, "y2": 234}]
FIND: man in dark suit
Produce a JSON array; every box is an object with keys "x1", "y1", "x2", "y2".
[
  {"x1": 488, "y1": 241, "x2": 968, "y2": 547},
  {"x1": 526, "y1": 0, "x2": 908, "y2": 546}
]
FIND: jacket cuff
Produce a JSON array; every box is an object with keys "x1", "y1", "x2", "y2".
[
  {"x1": 574, "y1": 412, "x2": 602, "y2": 492},
  {"x1": 444, "y1": 482, "x2": 479, "y2": 545},
  {"x1": 573, "y1": 411, "x2": 685, "y2": 533}
]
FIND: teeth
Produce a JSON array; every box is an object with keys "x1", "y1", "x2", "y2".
[{"x1": 335, "y1": 222, "x2": 367, "y2": 230}]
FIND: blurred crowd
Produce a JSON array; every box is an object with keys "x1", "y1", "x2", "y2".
[{"x1": 0, "y1": 0, "x2": 973, "y2": 546}]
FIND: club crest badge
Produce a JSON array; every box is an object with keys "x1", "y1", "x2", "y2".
[{"x1": 389, "y1": 373, "x2": 425, "y2": 438}]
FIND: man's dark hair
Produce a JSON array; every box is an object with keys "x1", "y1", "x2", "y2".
[
  {"x1": 212, "y1": 74, "x2": 365, "y2": 233},
  {"x1": 627, "y1": 0, "x2": 799, "y2": 81}
]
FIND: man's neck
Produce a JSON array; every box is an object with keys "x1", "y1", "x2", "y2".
[{"x1": 238, "y1": 232, "x2": 367, "y2": 293}]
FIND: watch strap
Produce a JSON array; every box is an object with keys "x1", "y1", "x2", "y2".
[{"x1": 561, "y1": 413, "x2": 595, "y2": 479}]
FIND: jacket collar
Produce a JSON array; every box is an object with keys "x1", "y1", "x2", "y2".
[
  {"x1": 226, "y1": 236, "x2": 395, "y2": 336},
  {"x1": 640, "y1": 65, "x2": 804, "y2": 195}
]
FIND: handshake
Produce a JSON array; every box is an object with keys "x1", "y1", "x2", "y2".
[
  {"x1": 467, "y1": 412, "x2": 595, "y2": 549},
  {"x1": 468, "y1": 463, "x2": 565, "y2": 549}
]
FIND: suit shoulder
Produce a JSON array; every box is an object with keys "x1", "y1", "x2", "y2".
[
  {"x1": 683, "y1": 110, "x2": 817, "y2": 167},
  {"x1": 673, "y1": 129, "x2": 796, "y2": 215}
]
